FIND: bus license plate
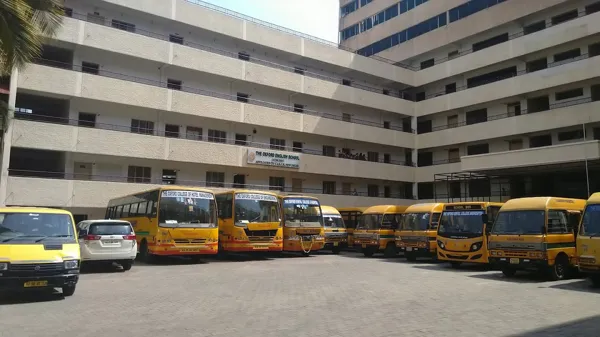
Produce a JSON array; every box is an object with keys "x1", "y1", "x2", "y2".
[
  {"x1": 510, "y1": 258, "x2": 519, "y2": 264},
  {"x1": 334, "y1": 242, "x2": 339, "y2": 247},
  {"x1": 253, "y1": 246, "x2": 269, "y2": 250},
  {"x1": 406, "y1": 247, "x2": 413, "y2": 252},
  {"x1": 361, "y1": 244, "x2": 366, "y2": 248},
  {"x1": 24, "y1": 280, "x2": 48, "y2": 288},
  {"x1": 181, "y1": 248, "x2": 200, "y2": 253}
]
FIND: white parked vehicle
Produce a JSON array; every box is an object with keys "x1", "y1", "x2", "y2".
[{"x1": 76, "y1": 220, "x2": 137, "y2": 271}]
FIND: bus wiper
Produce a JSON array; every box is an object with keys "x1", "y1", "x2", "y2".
[
  {"x1": 36, "y1": 235, "x2": 72, "y2": 242},
  {"x1": 2, "y1": 235, "x2": 44, "y2": 242}
]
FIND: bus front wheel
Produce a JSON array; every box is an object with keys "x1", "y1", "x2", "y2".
[
  {"x1": 548, "y1": 254, "x2": 570, "y2": 281},
  {"x1": 362, "y1": 247, "x2": 375, "y2": 257},
  {"x1": 383, "y1": 244, "x2": 397, "y2": 258}
]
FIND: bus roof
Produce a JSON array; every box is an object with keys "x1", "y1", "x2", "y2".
[
  {"x1": 404, "y1": 203, "x2": 445, "y2": 213},
  {"x1": 587, "y1": 192, "x2": 600, "y2": 204},
  {"x1": 336, "y1": 207, "x2": 368, "y2": 212},
  {"x1": 0, "y1": 207, "x2": 73, "y2": 215},
  {"x1": 217, "y1": 189, "x2": 278, "y2": 196},
  {"x1": 363, "y1": 205, "x2": 409, "y2": 214},
  {"x1": 500, "y1": 197, "x2": 586, "y2": 211},
  {"x1": 321, "y1": 205, "x2": 341, "y2": 215},
  {"x1": 443, "y1": 202, "x2": 504, "y2": 209}
]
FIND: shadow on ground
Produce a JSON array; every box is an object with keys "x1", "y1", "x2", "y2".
[
  {"x1": 0, "y1": 289, "x2": 65, "y2": 305},
  {"x1": 543, "y1": 279, "x2": 600, "y2": 294},
  {"x1": 506, "y1": 314, "x2": 600, "y2": 337}
]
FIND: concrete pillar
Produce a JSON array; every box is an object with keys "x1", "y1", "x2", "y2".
[
  {"x1": 0, "y1": 68, "x2": 19, "y2": 206},
  {"x1": 411, "y1": 116, "x2": 418, "y2": 200}
]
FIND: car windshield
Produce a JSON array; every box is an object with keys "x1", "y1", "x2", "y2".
[
  {"x1": 158, "y1": 190, "x2": 216, "y2": 228},
  {"x1": 283, "y1": 198, "x2": 323, "y2": 228},
  {"x1": 234, "y1": 193, "x2": 280, "y2": 225},
  {"x1": 323, "y1": 214, "x2": 345, "y2": 228},
  {"x1": 438, "y1": 210, "x2": 485, "y2": 236},
  {"x1": 581, "y1": 204, "x2": 600, "y2": 236},
  {"x1": 491, "y1": 210, "x2": 545, "y2": 235},
  {"x1": 401, "y1": 212, "x2": 432, "y2": 231},
  {"x1": 89, "y1": 223, "x2": 132, "y2": 235},
  {"x1": 0, "y1": 212, "x2": 75, "y2": 243}
]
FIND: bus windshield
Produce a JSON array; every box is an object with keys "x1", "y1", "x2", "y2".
[
  {"x1": 283, "y1": 198, "x2": 323, "y2": 228},
  {"x1": 234, "y1": 193, "x2": 280, "y2": 225},
  {"x1": 438, "y1": 210, "x2": 485, "y2": 237},
  {"x1": 357, "y1": 214, "x2": 381, "y2": 230},
  {"x1": 158, "y1": 190, "x2": 216, "y2": 228},
  {"x1": 581, "y1": 204, "x2": 600, "y2": 236},
  {"x1": 323, "y1": 214, "x2": 345, "y2": 228},
  {"x1": 0, "y1": 213, "x2": 75, "y2": 243},
  {"x1": 401, "y1": 212, "x2": 432, "y2": 231},
  {"x1": 491, "y1": 210, "x2": 545, "y2": 235}
]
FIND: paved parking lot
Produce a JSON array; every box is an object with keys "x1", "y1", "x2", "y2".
[{"x1": 1, "y1": 252, "x2": 600, "y2": 337}]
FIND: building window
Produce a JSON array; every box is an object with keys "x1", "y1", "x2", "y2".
[
  {"x1": 383, "y1": 89, "x2": 390, "y2": 95},
  {"x1": 323, "y1": 181, "x2": 336, "y2": 195},
  {"x1": 87, "y1": 12, "x2": 105, "y2": 25},
  {"x1": 384, "y1": 186, "x2": 391, "y2": 198},
  {"x1": 78, "y1": 112, "x2": 96, "y2": 128},
  {"x1": 162, "y1": 169, "x2": 177, "y2": 185},
  {"x1": 342, "y1": 113, "x2": 351, "y2": 122},
  {"x1": 165, "y1": 124, "x2": 179, "y2": 138},
  {"x1": 418, "y1": 182, "x2": 434, "y2": 200},
  {"x1": 415, "y1": 92, "x2": 426, "y2": 102},
  {"x1": 526, "y1": 58, "x2": 547, "y2": 73},
  {"x1": 524, "y1": 20, "x2": 545, "y2": 35},
  {"x1": 447, "y1": 115, "x2": 458, "y2": 128},
  {"x1": 587, "y1": 1, "x2": 600, "y2": 15},
  {"x1": 206, "y1": 172, "x2": 225, "y2": 188},
  {"x1": 383, "y1": 153, "x2": 391, "y2": 164},
  {"x1": 417, "y1": 151, "x2": 433, "y2": 167},
  {"x1": 383, "y1": 121, "x2": 391, "y2": 129},
  {"x1": 420, "y1": 58, "x2": 434, "y2": 70},
  {"x1": 445, "y1": 83, "x2": 456, "y2": 94},
  {"x1": 448, "y1": 50, "x2": 459, "y2": 60},
  {"x1": 558, "y1": 129, "x2": 584, "y2": 142},
  {"x1": 466, "y1": 108, "x2": 487, "y2": 125},
  {"x1": 367, "y1": 185, "x2": 379, "y2": 197},
  {"x1": 508, "y1": 139, "x2": 523, "y2": 151},
  {"x1": 449, "y1": 182, "x2": 461, "y2": 198},
  {"x1": 529, "y1": 134, "x2": 552, "y2": 148},
  {"x1": 270, "y1": 138, "x2": 286, "y2": 150},
  {"x1": 127, "y1": 166, "x2": 151, "y2": 183},
  {"x1": 469, "y1": 180, "x2": 490, "y2": 198},
  {"x1": 472, "y1": 33, "x2": 509, "y2": 52},
  {"x1": 507, "y1": 102, "x2": 521, "y2": 116},
  {"x1": 466, "y1": 144, "x2": 489, "y2": 156},
  {"x1": 208, "y1": 129, "x2": 226, "y2": 143},
  {"x1": 235, "y1": 134, "x2": 247, "y2": 146},
  {"x1": 186, "y1": 126, "x2": 202, "y2": 140},
  {"x1": 551, "y1": 10, "x2": 578, "y2": 25},
  {"x1": 527, "y1": 96, "x2": 550, "y2": 113},
  {"x1": 269, "y1": 177, "x2": 285, "y2": 191},
  {"x1": 292, "y1": 179, "x2": 303, "y2": 192},
  {"x1": 367, "y1": 152, "x2": 379, "y2": 162},
  {"x1": 294, "y1": 67, "x2": 305, "y2": 75},
  {"x1": 167, "y1": 79, "x2": 182, "y2": 90},
  {"x1": 342, "y1": 79, "x2": 351, "y2": 86},
  {"x1": 111, "y1": 19, "x2": 135, "y2": 32},
  {"x1": 131, "y1": 119, "x2": 154, "y2": 135},
  {"x1": 553, "y1": 49, "x2": 581, "y2": 63},
  {"x1": 238, "y1": 52, "x2": 250, "y2": 61},
  {"x1": 590, "y1": 42, "x2": 600, "y2": 58},
  {"x1": 293, "y1": 104, "x2": 304, "y2": 113},
  {"x1": 81, "y1": 62, "x2": 99, "y2": 75},
  {"x1": 292, "y1": 141, "x2": 303, "y2": 152},
  {"x1": 417, "y1": 120, "x2": 432, "y2": 134},
  {"x1": 323, "y1": 145, "x2": 336, "y2": 157},
  {"x1": 467, "y1": 66, "x2": 517, "y2": 89},
  {"x1": 237, "y1": 92, "x2": 249, "y2": 103},
  {"x1": 448, "y1": 148, "x2": 460, "y2": 163},
  {"x1": 555, "y1": 88, "x2": 583, "y2": 101},
  {"x1": 169, "y1": 34, "x2": 184, "y2": 44}
]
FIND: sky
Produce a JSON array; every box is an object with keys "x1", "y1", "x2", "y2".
[{"x1": 199, "y1": 0, "x2": 340, "y2": 43}]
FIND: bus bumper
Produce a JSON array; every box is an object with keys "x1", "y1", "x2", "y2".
[
  {"x1": 222, "y1": 242, "x2": 283, "y2": 252},
  {"x1": 150, "y1": 243, "x2": 218, "y2": 255},
  {"x1": 284, "y1": 240, "x2": 325, "y2": 252},
  {"x1": 438, "y1": 250, "x2": 487, "y2": 264},
  {"x1": 398, "y1": 246, "x2": 436, "y2": 258},
  {"x1": 579, "y1": 264, "x2": 600, "y2": 274},
  {"x1": 488, "y1": 257, "x2": 548, "y2": 271},
  {"x1": 0, "y1": 273, "x2": 79, "y2": 292}
]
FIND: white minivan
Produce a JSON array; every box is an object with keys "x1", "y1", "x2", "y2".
[{"x1": 77, "y1": 220, "x2": 137, "y2": 271}]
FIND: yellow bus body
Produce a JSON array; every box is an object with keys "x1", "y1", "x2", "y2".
[
  {"x1": 354, "y1": 205, "x2": 408, "y2": 257},
  {"x1": 577, "y1": 192, "x2": 600, "y2": 286},
  {"x1": 337, "y1": 207, "x2": 367, "y2": 247},
  {"x1": 106, "y1": 186, "x2": 219, "y2": 259},
  {"x1": 321, "y1": 205, "x2": 348, "y2": 253},
  {"x1": 216, "y1": 190, "x2": 283, "y2": 253},
  {"x1": 395, "y1": 203, "x2": 445, "y2": 260},
  {"x1": 488, "y1": 197, "x2": 585, "y2": 280},
  {"x1": 436, "y1": 202, "x2": 503, "y2": 266},
  {"x1": 279, "y1": 195, "x2": 325, "y2": 255}
]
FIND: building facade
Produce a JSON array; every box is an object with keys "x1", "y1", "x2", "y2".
[{"x1": 1, "y1": 0, "x2": 599, "y2": 221}]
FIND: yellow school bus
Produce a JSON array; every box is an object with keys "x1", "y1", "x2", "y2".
[
  {"x1": 215, "y1": 190, "x2": 283, "y2": 254},
  {"x1": 396, "y1": 203, "x2": 444, "y2": 261},
  {"x1": 577, "y1": 193, "x2": 600, "y2": 287},
  {"x1": 354, "y1": 205, "x2": 408, "y2": 257},
  {"x1": 321, "y1": 205, "x2": 348, "y2": 254},
  {"x1": 488, "y1": 197, "x2": 584, "y2": 280},
  {"x1": 106, "y1": 186, "x2": 218, "y2": 263},
  {"x1": 437, "y1": 202, "x2": 503, "y2": 267},
  {"x1": 279, "y1": 195, "x2": 325, "y2": 256},
  {"x1": 337, "y1": 207, "x2": 367, "y2": 247}
]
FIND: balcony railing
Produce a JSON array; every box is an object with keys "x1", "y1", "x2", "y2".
[
  {"x1": 14, "y1": 113, "x2": 413, "y2": 167},
  {"x1": 64, "y1": 11, "x2": 408, "y2": 99},
  {"x1": 29, "y1": 58, "x2": 413, "y2": 133},
  {"x1": 8, "y1": 169, "x2": 414, "y2": 200}
]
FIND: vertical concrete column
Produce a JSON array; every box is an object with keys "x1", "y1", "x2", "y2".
[
  {"x1": 0, "y1": 68, "x2": 19, "y2": 206},
  {"x1": 411, "y1": 116, "x2": 418, "y2": 200}
]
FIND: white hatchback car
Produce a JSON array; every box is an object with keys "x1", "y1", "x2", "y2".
[{"x1": 77, "y1": 220, "x2": 137, "y2": 271}]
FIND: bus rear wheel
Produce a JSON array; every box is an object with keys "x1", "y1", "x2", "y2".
[
  {"x1": 138, "y1": 240, "x2": 155, "y2": 263},
  {"x1": 548, "y1": 255, "x2": 570, "y2": 281}
]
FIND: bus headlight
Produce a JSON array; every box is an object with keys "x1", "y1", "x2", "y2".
[
  {"x1": 64, "y1": 260, "x2": 79, "y2": 269},
  {"x1": 437, "y1": 240, "x2": 445, "y2": 249},
  {"x1": 470, "y1": 242, "x2": 483, "y2": 252},
  {"x1": 0, "y1": 262, "x2": 7, "y2": 271}
]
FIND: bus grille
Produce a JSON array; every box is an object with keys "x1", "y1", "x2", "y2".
[
  {"x1": 244, "y1": 229, "x2": 276, "y2": 242},
  {"x1": 8, "y1": 263, "x2": 64, "y2": 277},
  {"x1": 502, "y1": 251, "x2": 528, "y2": 258},
  {"x1": 174, "y1": 239, "x2": 207, "y2": 244}
]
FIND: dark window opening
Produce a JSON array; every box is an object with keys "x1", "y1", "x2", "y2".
[
  {"x1": 208, "y1": 129, "x2": 226, "y2": 143},
  {"x1": 131, "y1": 119, "x2": 154, "y2": 135},
  {"x1": 342, "y1": 79, "x2": 351, "y2": 86},
  {"x1": 82, "y1": 62, "x2": 99, "y2": 75},
  {"x1": 551, "y1": 10, "x2": 578, "y2": 25},
  {"x1": 529, "y1": 134, "x2": 552, "y2": 148},
  {"x1": 294, "y1": 67, "x2": 305, "y2": 75},
  {"x1": 384, "y1": 186, "x2": 391, "y2": 198},
  {"x1": 586, "y1": 1, "x2": 600, "y2": 15},
  {"x1": 593, "y1": 127, "x2": 600, "y2": 140},
  {"x1": 472, "y1": 33, "x2": 509, "y2": 52},
  {"x1": 467, "y1": 66, "x2": 517, "y2": 89},
  {"x1": 467, "y1": 143, "x2": 489, "y2": 156},
  {"x1": 553, "y1": 48, "x2": 581, "y2": 63},
  {"x1": 591, "y1": 84, "x2": 600, "y2": 101},
  {"x1": 269, "y1": 177, "x2": 285, "y2": 191},
  {"x1": 526, "y1": 58, "x2": 547, "y2": 73},
  {"x1": 78, "y1": 112, "x2": 96, "y2": 128},
  {"x1": 418, "y1": 183, "x2": 434, "y2": 200},
  {"x1": 527, "y1": 96, "x2": 550, "y2": 113},
  {"x1": 383, "y1": 121, "x2": 391, "y2": 129},
  {"x1": 37, "y1": 45, "x2": 73, "y2": 69},
  {"x1": 449, "y1": 182, "x2": 461, "y2": 198},
  {"x1": 238, "y1": 52, "x2": 250, "y2": 61},
  {"x1": 402, "y1": 118, "x2": 411, "y2": 133},
  {"x1": 237, "y1": 92, "x2": 249, "y2": 103},
  {"x1": 186, "y1": 126, "x2": 202, "y2": 140},
  {"x1": 63, "y1": 7, "x2": 73, "y2": 17},
  {"x1": 111, "y1": 19, "x2": 135, "y2": 32},
  {"x1": 558, "y1": 129, "x2": 584, "y2": 142},
  {"x1": 555, "y1": 88, "x2": 583, "y2": 101},
  {"x1": 169, "y1": 34, "x2": 184, "y2": 44},
  {"x1": 323, "y1": 181, "x2": 336, "y2": 195},
  {"x1": 466, "y1": 108, "x2": 487, "y2": 125},
  {"x1": 128, "y1": 166, "x2": 151, "y2": 183},
  {"x1": 206, "y1": 172, "x2": 225, "y2": 188},
  {"x1": 233, "y1": 174, "x2": 246, "y2": 188},
  {"x1": 469, "y1": 180, "x2": 490, "y2": 198},
  {"x1": 445, "y1": 83, "x2": 456, "y2": 94},
  {"x1": 165, "y1": 124, "x2": 179, "y2": 138},
  {"x1": 417, "y1": 151, "x2": 433, "y2": 167},
  {"x1": 589, "y1": 42, "x2": 600, "y2": 58},
  {"x1": 270, "y1": 138, "x2": 286, "y2": 150},
  {"x1": 405, "y1": 150, "x2": 412, "y2": 167},
  {"x1": 368, "y1": 185, "x2": 379, "y2": 197},
  {"x1": 448, "y1": 148, "x2": 460, "y2": 163},
  {"x1": 524, "y1": 20, "x2": 546, "y2": 35},
  {"x1": 323, "y1": 145, "x2": 336, "y2": 157},
  {"x1": 292, "y1": 141, "x2": 303, "y2": 152},
  {"x1": 367, "y1": 151, "x2": 379, "y2": 162},
  {"x1": 448, "y1": 50, "x2": 459, "y2": 59},
  {"x1": 420, "y1": 58, "x2": 434, "y2": 70},
  {"x1": 235, "y1": 134, "x2": 247, "y2": 146},
  {"x1": 167, "y1": 79, "x2": 182, "y2": 90},
  {"x1": 415, "y1": 91, "x2": 426, "y2": 102},
  {"x1": 383, "y1": 89, "x2": 390, "y2": 95},
  {"x1": 162, "y1": 169, "x2": 177, "y2": 185},
  {"x1": 507, "y1": 102, "x2": 521, "y2": 116},
  {"x1": 293, "y1": 104, "x2": 304, "y2": 113},
  {"x1": 342, "y1": 113, "x2": 351, "y2": 122},
  {"x1": 384, "y1": 153, "x2": 391, "y2": 164},
  {"x1": 417, "y1": 119, "x2": 432, "y2": 134}
]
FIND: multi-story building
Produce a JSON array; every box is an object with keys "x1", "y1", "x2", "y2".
[
  {"x1": 340, "y1": 0, "x2": 600, "y2": 202},
  {"x1": 0, "y1": 0, "x2": 419, "y2": 221},
  {"x1": 1, "y1": 0, "x2": 599, "y2": 222}
]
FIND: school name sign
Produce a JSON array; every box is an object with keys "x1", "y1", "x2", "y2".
[{"x1": 247, "y1": 149, "x2": 301, "y2": 169}]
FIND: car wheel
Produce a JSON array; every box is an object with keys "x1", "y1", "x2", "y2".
[
  {"x1": 62, "y1": 285, "x2": 76, "y2": 297},
  {"x1": 121, "y1": 260, "x2": 133, "y2": 271},
  {"x1": 138, "y1": 240, "x2": 154, "y2": 263}
]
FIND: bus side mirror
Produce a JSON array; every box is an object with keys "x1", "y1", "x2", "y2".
[
  {"x1": 481, "y1": 214, "x2": 489, "y2": 224},
  {"x1": 218, "y1": 210, "x2": 224, "y2": 219},
  {"x1": 541, "y1": 226, "x2": 547, "y2": 235},
  {"x1": 431, "y1": 222, "x2": 439, "y2": 229}
]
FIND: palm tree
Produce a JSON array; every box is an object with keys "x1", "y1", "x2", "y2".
[{"x1": 0, "y1": 0, "x2": 64, "y2": 130}]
